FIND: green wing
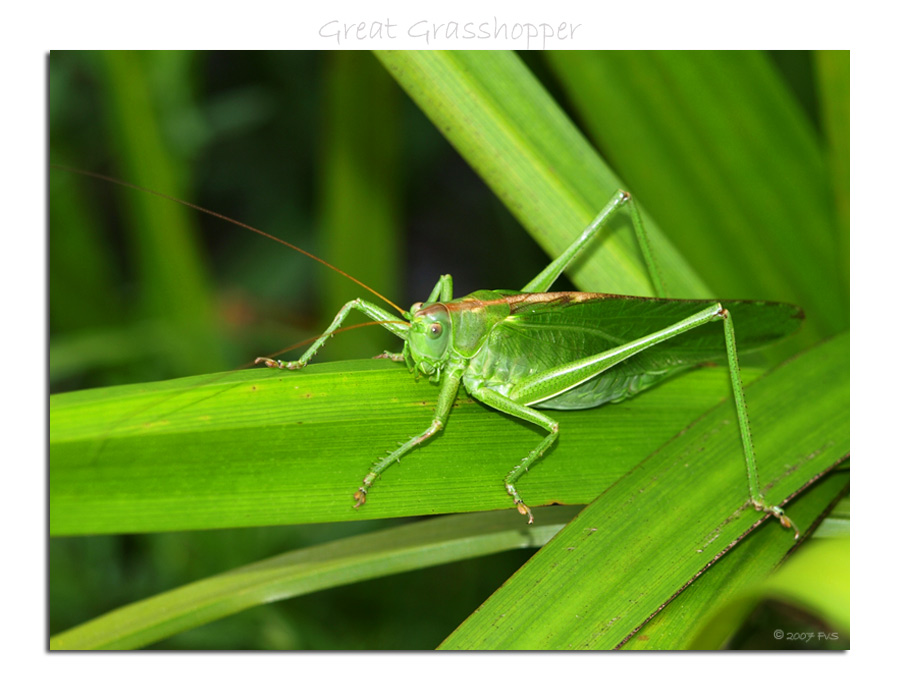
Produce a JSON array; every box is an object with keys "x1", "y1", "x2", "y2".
[{"x1": 467, "y1": 293, "x2": 803, "y2": 410}]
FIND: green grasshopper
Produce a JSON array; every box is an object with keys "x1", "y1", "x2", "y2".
[{"x1": 256, "y1": 190, "x2": 804, "y2": 536}]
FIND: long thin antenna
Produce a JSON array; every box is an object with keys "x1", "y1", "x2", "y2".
[{"x1": 52, "y1": 164, "x2": 407, "y2": 315}]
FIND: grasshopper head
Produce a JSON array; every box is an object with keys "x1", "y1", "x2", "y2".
[{"x1": 406, "y1": 303, "x2": 451, "y2": 376}]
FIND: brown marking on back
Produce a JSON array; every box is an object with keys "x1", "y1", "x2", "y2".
[
  {"x1": 439, "y1": 291, "x2": 615, "y2": 314},
  {"x1": 504, "y1": 292, "x2": 614, "y2": 311},
  {"x1": 435, "y1": 290, "x2": 803, "y2": 317}
]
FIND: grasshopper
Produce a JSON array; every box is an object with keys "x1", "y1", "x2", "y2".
[{"x1": 256, "y1": 190, "x2": 803, "y2": 535}]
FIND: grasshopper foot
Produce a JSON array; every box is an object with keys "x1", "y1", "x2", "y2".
[
  {"x1": 769, "y1": 506, "x2": 800, "y2": 540},
  {"x1": 255, "y1": 356, "x2": 281, "y2": 368},
  {"x1": 354, "y1": 471, "x2": 379, "y2": 510},
  {"x1": 255, "y1": 357, "x2": 304, "y2": 370},
  {"x1": 507, "y1": 484, "x2": 534, "y2": 524},
  {"x1": 754, "y1": 501, "x2": 800, "y2": 540},
  {"x1": 517, "y1": 501, "x2": 534, "y2": 525},
  {"x1": 373, "y1": 351, "x2": 404, "y2": 362}
]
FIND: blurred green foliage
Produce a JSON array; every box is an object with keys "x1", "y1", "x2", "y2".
[
  {"x1": 49, "y1": 50, "x2": 848, "y2": 649},
  {"x1": 49, "y1": 51, "x2": 545, "y2": 391}
]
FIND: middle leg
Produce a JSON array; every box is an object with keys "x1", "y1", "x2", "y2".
[{"x1": 467, "y1": 385, "x2": 560, "y2": 524}]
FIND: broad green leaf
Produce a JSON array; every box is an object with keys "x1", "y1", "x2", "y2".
[
  {"x1": 375, "y1": 50, "x2": 710, "y2": 299},
  {"x1": 50, "y1": 507, "x2": 580, "y2": 650},
  {"x1": 439, "y1": 333, "x2": 848, "y2": 649},
  {"x1": 50, "y1": 360, "x2": 763, "y2": 535}
]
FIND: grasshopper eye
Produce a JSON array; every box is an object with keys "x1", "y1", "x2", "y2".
[{"x1": 429, "y1": 322, "x2": 443, "y2": 338}]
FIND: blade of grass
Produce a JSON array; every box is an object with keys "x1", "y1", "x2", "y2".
[
  {"x1": 439, "y1": 333, "x2": 849, "y2": 649},
  {"x1": 49, "y1": 507, "x2": 580, "y2": 650},
  {"x1": 50, "y1": 360, "x2": 762, "y2": 535},
  {"x1": 375, "y1": 50, "x2": 709, "y2": 299}
]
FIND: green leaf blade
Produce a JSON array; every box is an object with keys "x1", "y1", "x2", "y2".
[{"x1": 439, "y1": 333, "x2": 848, "y2": 650}]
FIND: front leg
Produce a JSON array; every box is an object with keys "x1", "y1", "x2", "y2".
[
  {"x1": 256, "y1": 298, "x2": 408, "y2": 370},
  {"x1": 354, "y1": 366, "x2": 464, "y2": 509}
]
